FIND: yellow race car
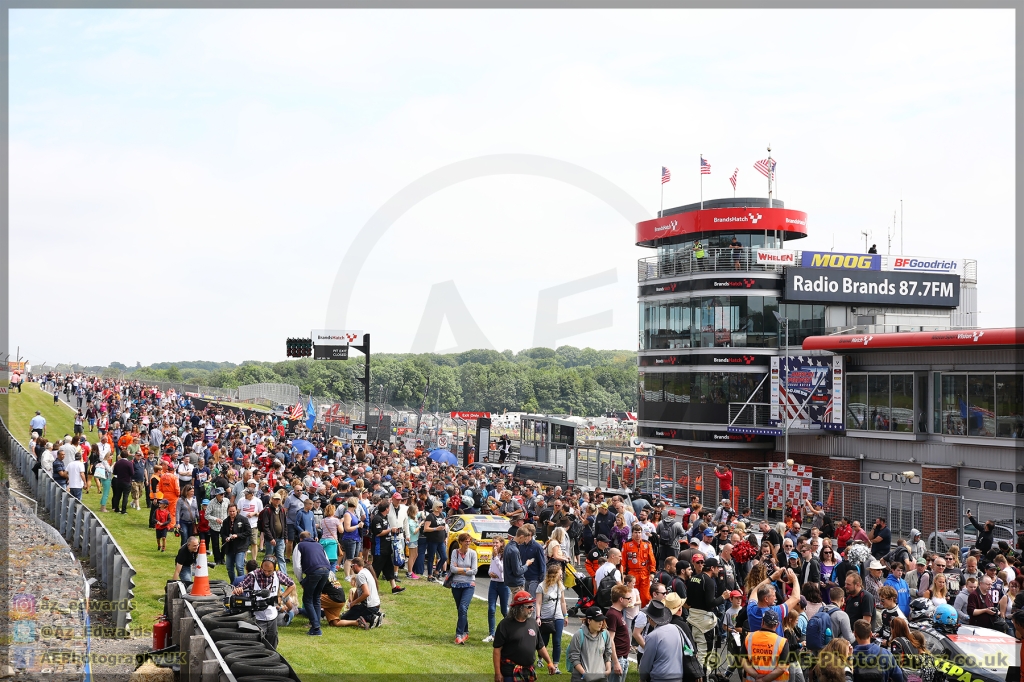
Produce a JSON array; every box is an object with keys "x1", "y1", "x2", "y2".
[{"x1": 443, "y1": 514, "x2": 511, "y2": 568}]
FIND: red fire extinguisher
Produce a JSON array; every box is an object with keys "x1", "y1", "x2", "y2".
[{"x1": 153, "y1": 616, "x2": 171, "y2": 650}]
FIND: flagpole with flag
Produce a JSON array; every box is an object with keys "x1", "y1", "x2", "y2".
[
  {"x1": 730, "y1": 167, "x2": 738, "y2": 198},
  {"x1": 700, "y1": 155, "x2": 710, "y2": 209},
  {"x1": 305, "y1": 395, "x2": 316, "y2": 430},
  {"x1": 660, "y1": 166, "x2": 670, "y2": 217}
]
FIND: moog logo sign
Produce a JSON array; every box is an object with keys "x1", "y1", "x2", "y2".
[{"x1": 806, "y1": 252, "x2": 879, "y2": 270}]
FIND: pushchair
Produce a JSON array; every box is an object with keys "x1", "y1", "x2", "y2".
[{"x1": 564, "y1": 563, "x2": 596, "y2": 618}]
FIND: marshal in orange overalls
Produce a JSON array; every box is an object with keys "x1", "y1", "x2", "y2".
[
  {"x1": 158, "y1": 472, "x2": 181, "y2": 526},
  {"x1": 622, "y1": 536, "x2": 657, "y2": 606}
]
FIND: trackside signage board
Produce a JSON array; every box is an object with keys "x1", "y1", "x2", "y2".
[
  {"x1": 784, "y1": 267, "x2": 959, "y2": 308},
  {"x1": 801, "y1": 251, "x2": 880, "y2": 270}
]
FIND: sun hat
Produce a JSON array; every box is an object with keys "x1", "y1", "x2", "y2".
[
  {"x1": 645, "y1": 600, "x2": 672, "y2": 625},
  {"x1": 663, "y1": 593, "x2": 684, "y2": 612}
]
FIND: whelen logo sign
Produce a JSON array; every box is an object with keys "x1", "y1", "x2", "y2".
[{"x1": 755, "y1": 249, "x2": 795, "y2": 265}]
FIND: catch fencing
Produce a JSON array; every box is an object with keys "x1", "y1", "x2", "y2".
[
  {"x1": 1, "y1": 416, "x2": 137, "y2": 631},
  {"x1": 573, "y1": 448, "x2": 1023, "y2": 551}
]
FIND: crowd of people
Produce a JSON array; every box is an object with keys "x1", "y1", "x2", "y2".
[{"x1": 22, "y1": 371, "x2": 1024, "y2": 682}]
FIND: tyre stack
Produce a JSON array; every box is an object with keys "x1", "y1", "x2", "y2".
[{"x1": 189, "y1": 580, "x2": 299, "y2": 682}]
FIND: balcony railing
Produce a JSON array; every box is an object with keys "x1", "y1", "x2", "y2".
[
  {"x1": 639, "y1": 249, "x2": 979, "y2": 284},
  {"x1": 728, "y1": 401, "x2": 774, "y2": 426}
]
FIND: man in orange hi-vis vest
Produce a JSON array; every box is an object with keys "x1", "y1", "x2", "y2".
[
  {"x1": 742, "y1": 609, "x2": 790, "y2": 682},
  {"x1": 622, "y1": 524, "x2": 656, "y2": 606}
]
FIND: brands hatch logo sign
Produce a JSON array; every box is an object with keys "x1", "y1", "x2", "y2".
[
  {"x1": 851, "y1": 335, "x2": 874, "y2": 346},
  {"x1": 959, "y1": 331, "x2": 985, "y2": 342},
  {"x1": 713, "y1": 356, "x2": 756, "y2": 365},
  {"x1": 713, "y1": 279, "x2": 757, "y2": 288},
  {"x1": 653, "y1": 356, "x2": 678, "y2": 365},
  {"x1": 653, "y1": 220, "x2": 679, "y2": 234},
  {"x1": 654, "y1": 429, "x2": 678, "y2": 438},
  {"x1": 654, "y1": 283, "x2": 679, "y2": 293},
  {"x1": 748, "y1": 213, "x2": 762, "y2": 224},
  {"x1": 713, "y1": 433, "x2": 757, "y2": 442}
]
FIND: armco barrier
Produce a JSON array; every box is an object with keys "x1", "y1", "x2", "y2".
[{"x1": 1, "y1": 416, "x2": 136, "y2": 631}]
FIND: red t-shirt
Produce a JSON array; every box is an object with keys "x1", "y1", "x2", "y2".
[{"x1": 605, "y1": 606, "x2": 630, "y2": 657}]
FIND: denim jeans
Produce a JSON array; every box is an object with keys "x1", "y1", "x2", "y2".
[
  {"x1": 540, "y1": 617, "x2": 565, "y2": 669},
  {"x1": 70, "y1": 488, "x2": 83, "y2": 501},
  {"x1": 179, "y1": 521, "x2": 193, "y2": 546},
  {"x1": 607, "y1": 656, "x2": 629, "y2": 682},
  {"x1": 412, "y1": 543, "x2": 426, "y2": 576},
  {"x1": 424, "y1": 541, "x2": 445, "y2": 577},
  {"x1": 341, "y1": 539, "x2": 360, "y2": 564},
  {"x1": 227, "y1": 551, "x2": 246, "y2": 583},
  {"x1": 301, "y1": 568, "x2": 330, "y2": 634},
  {"x1": 452, "y1": 584, "x2": 475, "y2": 636},
  {"x1": 266, "y1": 538, "x2": 287, "y2": 572},
  {"x1": 487, "y1": 581, "x2": 509, "y2": 636}
]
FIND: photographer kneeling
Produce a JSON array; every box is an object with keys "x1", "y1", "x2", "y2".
[{"x1": 232, "y1": 557, "x2": 296, "y2": 648}]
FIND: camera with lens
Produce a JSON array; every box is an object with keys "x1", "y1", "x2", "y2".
[{"x1": 225, "y1": 588, "x2": 278, "y2": 614}]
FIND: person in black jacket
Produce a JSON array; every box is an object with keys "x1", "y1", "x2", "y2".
[
  {"x1": 686, "y1": 555, "x2": 731, "y2": 674},
  {"x1": 797, "y1": 539, "x2": 821, "y2": 586},
  {"x1": 966, "y1": 511, "x2": 995, "y2": 554},
  {"x1": 221, "y1": 504, "x2": 252, "y2": 584}
]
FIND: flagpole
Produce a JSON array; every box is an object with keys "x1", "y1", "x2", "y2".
[
  {"x1": 767, "y1": 144, "x2": 772, "y2": 209},
  {"x1": 660, "y1": 175, "x2": 664, "y2": 218},
  {"x1": 700, "y1": 155, "x2": 703, "y2": 210}
]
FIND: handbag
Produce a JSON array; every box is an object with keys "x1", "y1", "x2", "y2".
[
  {"x1": 94, "y1": 465, "x2": 107, "y2": 480},
  {"x1": 442, "y1": 572, "x2": 454, "y2": 589}
]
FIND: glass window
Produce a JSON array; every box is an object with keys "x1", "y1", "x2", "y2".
[
  {"x1": 882, "y1": 473, "x2": 893, "y2": 482},
  {"x1": 1000, "y1": 482, "x2": 1014, "y2": 493},
  {"x1": 967, "y1": 374, "x2": 995, "y2": 437},
  {"x1": 644, "y1": 374, "x2": 663, "y2": 403},
  {"x1": 891, "y1": 374, "x2": 914, "y2": 432},
  {"x1": 868, "y1": 374, "x2": 891, "y2": 431},
  {"x1": 941, "y1": 374, "x2": 967, "y2": 435},
  {"x1": 665, "y1": 374, "x2": 685, "y2": 403},
  {"x1": 983, "y1": 481, "x2": 997, "y2": 491},
  {"x1": 847, "y1": 374, "x2": 868, "y2": 430},
  {"x1": 869, "y1": 472, "x2": 880, "y2": 480},
  {"x1": 1017, "y1": 484, "x2": 1024, "y2": 494},
  {"x1": 967, "y1": 479, "x2": 981, "y2": 489},
  {"x1": 995, "y1": 374, "x2": 1024, "y2": 438}
]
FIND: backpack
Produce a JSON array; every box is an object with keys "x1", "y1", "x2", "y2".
[
  {"x1": 805, "y1": 607, "x2": 834, "y2": 652},
  {"x1": 596, "y1": 570, "x2": 619, "y2": 608},
  {"x1": 568, "y1": 516, "x2": 583, "y2": 541},
  {"x1": 657, "y1": 520, "x2": 675, "y2": 548}
]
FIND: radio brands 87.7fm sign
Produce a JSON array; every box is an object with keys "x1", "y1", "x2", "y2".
[{"x1": 784, "y1": 267, "x2": 960, "y2": 308}]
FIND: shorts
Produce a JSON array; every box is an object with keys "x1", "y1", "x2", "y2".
[
  {"x1": 288, "y1": 525, "x2": 300, "y2": 542},
  {"x1": 341, "y1": 540, "x2": 360, "y2": 561},
  {"x1": 156, "y1": 529, "x2": 168, "y2": 539},
  {"x1": 372, "y1": 553, "x2": 395, "y2": 582},
  {"x1": 74, "y1": 425, "x2": 83, "y2": 434},
  {"x1": 339, "y1": 602, "x2": 379, "y2": 622},
  {"x1": 407, "y1": 539, "x2": 418, "y2": 549},
  {"x1": 362, "y1": 535, "x2": 372, "y2": 550}
]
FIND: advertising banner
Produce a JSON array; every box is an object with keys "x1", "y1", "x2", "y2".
[
  {"x1": 784, "y1": 267, "x2": 959, "y2": 308},
  {"x1": 639, "y1": 276, "x2": 779, "y2": 296},
  {"x1": 755, "y1": 249, "x2": 796, "y2": 265},
  {"x1": 771, "y1": 355, "x2": 844, "y2": 431},
  {"x1": 767, "y1": 462, "x2": 813, "y2": 510},
  {"x1": 310, "y1": 330, "x2": 363, "y2": 346},
  {"x1": 883, "y1": 256, "x2": 964, "y2": 275},
  {"x1": 636, "y1": 207, "x2": 809, "y2": 245},
  {"x1": 638, "y1": 354, "x2": 772, "y2": 367},
  {"x1": 801, "y1": 251, "x2": 881, "y2": 270},
  {"x1": 450, "y1": 411, "x2": 491, "y2": 420}
]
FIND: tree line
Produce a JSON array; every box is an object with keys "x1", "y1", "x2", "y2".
[{"x1": 86, "y1": 347, "x2": 639, "y2": 417}]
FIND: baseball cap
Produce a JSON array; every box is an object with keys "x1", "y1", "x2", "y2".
[
  {"x1": 703, "y1": 528, "x2": 714, "y2": 536},
  {"x1": 582, "y1": 606, "x2": 606, "y2": 621},
  {"x1": 689, "y1": 537, "x2": 699, "y2": 545},
  {"x1": 201, "y1": 499, "x2": 210, "y2": 505},
  {"x1": 729, "y1": 590, "x2": 743, "y2": 598},
  {"x1": 704, "y1": 557, "x2": 719, "y2": 568},
  {"x1": 667, "y1": 509, "x2": 677, "y2": 516},
  {"x1": 272, "y1": 492, "x2": 283, "y2": 500},
  {"x1": 789, "y1": 552, "x2": 800, "y2": 560},
  {"x1": 916, "y1": 557, "x2": 926, "y2": 565},
  {"x1": 596, "y1": 534, "x2": 611, "y2": 543},
  {"x1": 510, "y1": 590, "x2": 536, "y2": 607},
  {"x1": 392, "y1": 492, "x2": 402, "y2": 500},
  {"x1": 761, "y1": 609, "x2": 780, "y2": 629},
  {"x1": 692, "y1": 553, "x2": 705, "y2": 563}
]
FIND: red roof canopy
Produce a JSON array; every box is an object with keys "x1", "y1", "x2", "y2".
[{"x1": 802, "y1": 328, "x2": 1024, "y2": 351}]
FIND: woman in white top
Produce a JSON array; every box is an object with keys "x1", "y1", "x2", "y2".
[
  {"x1": 926, "y1": 572, "x2": 948, "y2": 607},
  {"x1": 546, "y1": 527, "x2": 570, "y2": 573},
  {"x1": 536, "y1": 563, "x2": 568, "y2": 674},
  {"x1": 484, "y1": 537, "x2": 508, "y2": 642}
]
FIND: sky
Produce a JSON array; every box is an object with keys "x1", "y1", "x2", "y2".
[{"x1": 10, "y1": 9, "x2": 1015, "y2": 367}]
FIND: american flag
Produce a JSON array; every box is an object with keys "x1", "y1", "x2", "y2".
[
  {"x1": 700, "y1": 156, "x2": 711, "y2": 175},
  {"x1": 288, "y1": 402, "x2": 304, "y2": 420},
  {"x1": 729, "y1": 167, "x2": 738, "y2": 190},
  {"x1": 661, "y1": 166, "x2": 671, "y2": 184},
  {"x1": 754, "y1": 158, "x2": 776, "y2": 180}
]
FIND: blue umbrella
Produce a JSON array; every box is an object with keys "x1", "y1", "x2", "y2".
[
  {"x1": 291, "y1": 439, "x2": 319, "y2": 460},
  {"x1": 428, "y1": 448, "x2": 458, "y2": 466}
]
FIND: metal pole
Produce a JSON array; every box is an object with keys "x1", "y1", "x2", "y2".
[{"x1": 784, "y1": 317, "x2": 789, "y2": 468}]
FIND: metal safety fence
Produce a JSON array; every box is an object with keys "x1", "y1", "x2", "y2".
[
  {"x1": 1, "y1": 416, "x2": 137, "y2": 631},
  {"x1": 572, "y1": 448, "x2": 1023, "y2": 551}
]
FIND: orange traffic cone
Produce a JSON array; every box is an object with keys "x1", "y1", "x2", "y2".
[{"x1": 190, "y1": 540, "x2": 212, "y2": 596}]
